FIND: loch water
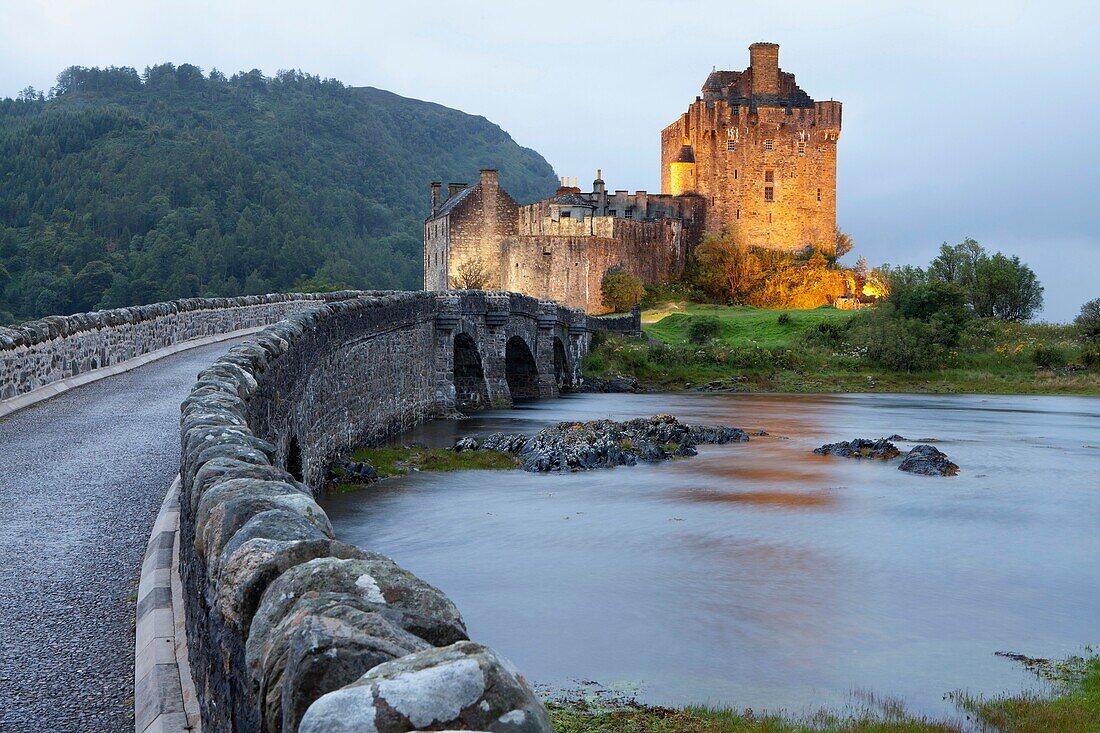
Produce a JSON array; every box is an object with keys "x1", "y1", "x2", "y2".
[{"x1": 320, "y1": 392, "x2": 1100, "y2": 720}]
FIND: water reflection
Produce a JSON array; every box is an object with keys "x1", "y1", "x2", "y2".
[{"x1": 321, "y1": 392, "x2": 1100, "y2": 719}]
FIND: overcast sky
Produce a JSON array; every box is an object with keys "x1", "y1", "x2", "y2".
[{"x1": 2, "y1": 0, "x2": 1097, "y2": 320}]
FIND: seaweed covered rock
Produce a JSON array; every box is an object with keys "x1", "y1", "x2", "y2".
[
  {"x1": 813, "y1": 437, "x2": 900, "y2": 460},
  {"x1": 898, "y1": 444, "x2": 959, "y2": 476},
  {"x1": 515, "y1": 414, "x2": 748, "y2": 473},
  {"x1": 479, "y1": 433, "x2": 530, "y2": 454}
]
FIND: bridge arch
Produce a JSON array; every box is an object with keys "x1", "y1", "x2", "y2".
[
  {"x1": 505, "y1": 335, "x2": 540, "y2": 401},
  {"x1": 286, "y1": 434, "x2": 304, "y2": 481},
  {"x1": 553, "y1": 335, "x2": 570, "y2": 389},
  {"x1": 453, "y1": 332, "x2": 490, "y2": 410}
]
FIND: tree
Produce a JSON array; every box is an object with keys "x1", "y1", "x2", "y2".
[
  {"x1": 973, "y1": 253, "x2": 1043, "y2": 321},
  {"x1": 834, "y1": 228, "x2": 854, "y2": 259},
  {"x1": 450, "y1": 258, "x2": 493, "y2": 290},
  {"x1": 929, "y1": 238, "x2": 984, "y2": 289},
  {"x1": 71, "y1": 260, "x2": 115, "y2": 311},
  {"x1": 1075, "y1": 298, "x2": 1100, "y2": 340},
  {"x1": 601, "y1": 270, "x2": 644, "y2": 312},
  {"x1": 928, "y1": 240, "x2": 1043, "y2": 321},
  {"x1": 693, "y1": 228, "x2": 760, "y2": 302},
  {"x1": 0, "y1": 62, "x2": 559, "y2": 319}
]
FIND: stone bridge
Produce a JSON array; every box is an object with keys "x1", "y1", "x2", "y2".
[{"x1": 0, "y1": 289, "x2": 639, "y2": 733}]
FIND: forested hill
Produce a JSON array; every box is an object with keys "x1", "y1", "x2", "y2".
[{"x1": 0, "y1": 64, "x2": 558, "y2": 322}]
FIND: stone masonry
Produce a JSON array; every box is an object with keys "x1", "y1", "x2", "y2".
[
  {"x1": 660, "y1": 42, "x2": 842, "y2": 251},
  {"x1": 177, "y1": 290, "x2": 637, "y2": 732},
  {"x1": 0, "y1": 292, "x2": 368, "y2": 401},
  {"x1": 425, "y1": 41, "x2": 842, "y2": 313}
]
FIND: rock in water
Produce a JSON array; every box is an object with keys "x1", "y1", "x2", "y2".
[
  {"x1": 479, "y1": 432, "x2": 529, "y2": 453},
  {"x1": 452, "y1": 437, "x2": 479, "y2": 452},
  {"x1": 813, "y1": 437, "x2": 900, "y2": 459},
  {"x1": 516, "y1": 414, "x2": 748, "y2": 473},
  {"x1": 329, "y1": 458, "x2": 379, "y2": 483},
  {"x1": 898, "y1": 444, "x2": 959, "y2": 476}
]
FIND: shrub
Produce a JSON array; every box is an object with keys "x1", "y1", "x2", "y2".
[
  {"x1": 686, "y1": 316, "x2": 722, "y2": 344},
  {"x1": 888, "y1": 279, "x2": 971, "y2": 346},
  {"x1": 640, "y1": 281, "x2": 705, "y2": 309},
  {"x1": 1082, "y1": 347, "x2": 1100, "y2": 370},
  {"x1": 800, "y1": 320, "x2": 845, "y2": 348},
  {"x1": 852, "y1": 313, "x2": 944, "y2": 371},
  {"x1": 601, "y1": 270, "x2": 644, "y2": 313},
  {"x1": 1032, "y1": 344, "x2": 1068, "y2": 368},
  {"x1": 588, "y1": 329, "x2": 609, "y2": 352},
  {"x1": 1075, "y1": 297, "x2": 1100, "y2": 341},
  {"x1": 777, "y1": 312, "x2": 792, "y2": 326}
]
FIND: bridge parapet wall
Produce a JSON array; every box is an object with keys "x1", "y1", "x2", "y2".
[
  {"x1": 0, "y1": 291, "x2": 369, "y2": 401},
  {"x1": 177, "y1": 290, "x2": 603, "y2": 733}
]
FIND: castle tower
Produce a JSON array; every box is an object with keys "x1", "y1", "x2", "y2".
[
  {"x1": 669, "y1": 137, "x2": 696, "y2": 196},
  {"x1": 660, "y1": 42, "x2": 842, "y2": 253}
]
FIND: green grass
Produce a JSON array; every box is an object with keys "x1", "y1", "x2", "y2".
[
  {"x1": 582, "y1": 303, "x2": 1100, "y2": 395},
  {"x1": 547, "y1": 652, "x2": 1100, "y2": 732},
  {"x1": 644, "y1": 303, "x2": 852, "y2": 348},
  {"x1": 349, "y1": 446, "x2": 520, "y2": 477}
]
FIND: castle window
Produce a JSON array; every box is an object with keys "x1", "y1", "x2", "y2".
[
  {"x1": 798, "y1": 141, "x2": 807, "y2": 156},
  {"x1": 765, "y1": 170, "x2": 774, "y2": 183},
  {"x1": 764, "y1": 187, "x2": 774, "y2": 202},
  {"x1": 764, "y1": 139, "x2": 774, "y2": 151},
  {"x1": 561, "y1": 210, "x2": 571, "y2": 218},
  {"x1": 726, "y1": 140, "x2": 736, "y2": 152},
  {"x1": 817, "y1": 188, "x2": 822, "y2": 202},
  {"x1": 736, "y1": 209, "x2": 740, "y2": 220},
  {"x1": 734, "y1": 169, "x2": 738, "y2": 180}
]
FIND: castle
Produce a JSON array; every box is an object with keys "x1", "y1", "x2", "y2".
[{"x1": 424, "y1": 42, "x2": 841, "y2": 314}]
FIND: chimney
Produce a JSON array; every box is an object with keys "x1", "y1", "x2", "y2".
[
  {"x1": 749, "y1": 42, "x2": 780, "y2": 96},
  {"x1": 430, "y1": 182, "x2": 441, "y2": 214},
  {"x1": 593, "y1": 169, "x2": 607, "y2": 215},
  {"x1": 479, "y1": 169, "x2": 499, "y2": 189},
  {"x1": 447, "y1": 182, "x2": 467, "y2": 198}
]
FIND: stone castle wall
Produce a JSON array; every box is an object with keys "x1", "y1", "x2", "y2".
[
  {"x1": 500, "y1": 217, "x2": 683, "y2": 313},
  {"x1": 0, "y1": 292, "x2": 367, "y2": 401},
  {"x1": 661, "y1": 100, "x2": 840, "y2": 252},
  {"x1": 176, "y1": 290, "x2": 638, "y2": 733}
]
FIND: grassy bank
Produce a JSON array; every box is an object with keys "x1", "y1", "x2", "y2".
[
  {"x1": 584, "y1": 304, "x2": 1100, "y2": 395},
  {"x1": 547, "y1": 652, "x2": 1100, "y2": 732},
  {"x1": 329, "y1": 445, "x2": 520, "y2": 492}
]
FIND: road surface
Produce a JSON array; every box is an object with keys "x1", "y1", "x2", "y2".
[{"x1": 0, "y1": 338, "x2": 242, "y2": 732}]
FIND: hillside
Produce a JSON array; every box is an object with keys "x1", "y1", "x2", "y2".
[{"x1": 0, "y1": 64, "x2": 558, "y2": 322}]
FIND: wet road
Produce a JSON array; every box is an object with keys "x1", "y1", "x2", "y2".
[{"x1": 0, "y1": 339, "x2": 242, "y2": 732}]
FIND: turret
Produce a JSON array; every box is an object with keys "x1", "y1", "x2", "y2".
[{"x1": 669, "y1": 138, "x2": 696, "y2": 196}]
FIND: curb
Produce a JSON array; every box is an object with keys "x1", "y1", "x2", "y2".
[
  {"x1": 135, "y1": 477, "x2": 201, "y2": 733},
  {"x1": 0, "y1": 326, "x2": 266, "y2": 421}
]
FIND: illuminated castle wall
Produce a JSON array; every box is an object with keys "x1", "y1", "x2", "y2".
[
  {"x1": 661, "y1": 42, "x2": 842, "y2": 252},
  {"x1": 425, "y1": 42, "x2": 843, "y2": 313}
]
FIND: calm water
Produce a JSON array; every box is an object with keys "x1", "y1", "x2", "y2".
[{"x1": 321, "y1": 393, "x2": 1100, "y2": 719}]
